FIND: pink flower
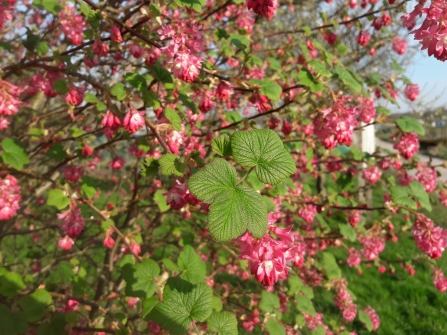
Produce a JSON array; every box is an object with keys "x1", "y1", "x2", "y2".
[
  {"x1": 433, "y1": 268, "x2": 447, "y2": 292},
  {"x1": 163, "y1": 180, "x2": 188, "y2": 210},
  {"x1": 58, "y1": 204, "x2": 85, "y2": 237},
  {"x1": 123, "y1": 108, "x2": 145, "y2": 134},
  {"x1": 333, "y1": 279, "x2": 357, "y2": 322},
  {"x1": 58, "y1": 4, "x2": 86, "y2": 45},
  {"x1": 413, "y1": 214, "x2": 447, "y2": 259},
  {"x1": 268, "y1": 117, "x2": 280, "y2": 129},
  {"x1": 249, "y1": 93, "x2": 271, "y2": 112},
  {"x1": 359, "y1": 228, "x2": 385, "y2": 260},
  {"x1": 65, "y1": 87, "x2": 84, "y2": 106},
  {"x1": 92, "y1": 40, "x2": 109, "y2": 57},
  {"x1": 362, "y1": 166, "x2": 381, "y2": 184},
  {"x1": 404, "y1": 83, "x2": 419, "y2": 101},
  {"x1": 363, "y1": 306, "x2": 380, "y2": 331},
  {"x1": 439, "y1": 189, "x2": 447, "y2": 207},
  {"x1": 0, "y1": 174, "x2": 21, "y2": 220},
  {"x1": 246, "y1": 0, "x2": 278, "y2": 19},
  {"x1": 0, "y1": 117, "x2": 9, "y2": 129},
  {"x1": 358, "y1": 97, "x2": 376, "y2": 123},
  {"x1": 393, "y1": 132, "x2": 419, "y2": 159},
  {"x1": 281, "y1": 120, "x2": 293, "y2": 136},
  {"x1": 101, "y1": 110, "x2": 122, "y2": 132},
  {"x1": 111, "y1": 26, "x2": 123, "y2": 43},
  {"x1": 110, "y1": 157, "x2": 125, "y2": 170},
  {"x1": 313, "y1": 96, "x2": 358, "y2": 149},
  {"x1": 347, "y1": 247, "x2": 361, "y2": 267},
  {"x1": 415, "y1": 163, "x2": 437, "y2": 193},
  {"x1": 392, "y1": 37, "x2": 407, "y2": 55},
  {"x1": 82, "y1": 145, "x2": 94, "y2": 156},
  {"x1": 63, "y1": 165, "x2": 83, "y2": 182},
  {"x1": 127, "y1": 297, "x2": 139, "y2": 310},
  {"x1": 215, "y1": 81, "x2": 234, "y2": 102},
  {"x1": 356, "y1": 31, "x2": 370, "y2": 46},
  {"x1": 58, "y1": 236, "x2": 74, "y2": 250}
]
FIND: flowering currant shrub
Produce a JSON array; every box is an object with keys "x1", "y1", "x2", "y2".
[{"x1": 0, "y1": 0, "x2": 446, "y2": 335}]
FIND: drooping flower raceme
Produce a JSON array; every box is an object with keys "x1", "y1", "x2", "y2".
[
  {"x1": 413, "y1": 214, "x2": 447, "y2": 259},
  {"x1": 393, "y1": 132, "x2": 419, "y2": 159},
  {"x1": 58, "y1": 204, "x2": 85, "y2": 237},
  {"x1": 0, "y1": 174, "x2": 21, "y2": 220}
]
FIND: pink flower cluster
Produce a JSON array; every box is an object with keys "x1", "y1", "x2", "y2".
[
  {"x1": 246, "y1": 0, "x2": 278, "y2": 19},
  {"x1": 362, "y1": 166, "x2": 382, "y2": 184},
  {"x1": 404, "y1": 83, "x2": 419, "y2": 101},
  {"x1": 356, "y1": 30, "x2": 371, "y2": 46},
  {"x1": 393, "y1": 132, "x2": 419, "y2": 159},
  {"x1": 359, "y1": 229, "x2": 385, "y2": 260},
  {"x1": 0, "y1": 174, "x2": 21, "y2": 220},
  {"x1": 313, "y1": 97, "x2": 358, "y2": 150},
  {"x1": 123, "y1": 107, "x2": 145, "y2": 134},
  {"x1": 433, "y1": 268, "x2": 447, "y2": 292},
  {"x1": 363, "y1": 306, "x2": 380, "y2": 331},
  {"x1": 347, "y1": 247, "x2": 361, "y2": 267},
  {"x1": 58, "y1": 204, "x2": 85, "y2": 237},
  {"x1": 333, "y1": 278, "x2": 357, "y2": 322},
  {"x1": 58, "y1": 4, "x2": 86, "y2": 45},
  {"x1": 413, "y1": 214, "x2": 447, "y2": 259},
  {"x1": 158, "y1": 20, "x2": 204, "y2": 82},
  {"x1": 415, "y1": 163, "x2": 437, "y2": 193},
  {"x1": 403, "y1": 0, "x2": 447, "y2": 61},
  {"x1": 358, "y1": 96, "x2": 376, "y2": 123},
  {"x1": 392, "y1": 37, "x2": 408, "y2": 55},
  {"x1": 0, "y1": 0, "x2": 13, "y2": 30},
  {"x1": 303, "y1": 312, "x2": 333, "y2": 334},
  {"x1": 439, "y1": 189, "x2": 447, "y2": 207},
  {"x1": 63, "y1": 165, "x2": 83, "y2": 182},
  {"x1": 0, "y1": 79, "x2": 23, "y2": 129},
  {"x1": 234, "y1": 215, "x2": 306, "y2": 287},
  {"x1": 163, "y1": 180, "x2": 199, "y2": 210},
  {"x1": 101, "y1": 110, "x2": 122, "y2": 139}
]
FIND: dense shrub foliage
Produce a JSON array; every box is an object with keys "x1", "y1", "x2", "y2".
[{"x1": 1, "y1": 0, "x2": 447, "y2": 334}]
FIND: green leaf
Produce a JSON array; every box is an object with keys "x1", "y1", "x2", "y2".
[
  {"x1": 142, "y1": 296, "x2": 159, "y2": 320},
  {"x1": 110, "y1": 83, "x2": 126, "y2": 101},
  {"x1": 36, "y1": 312, "x2": 67, "y2": 335},
  {"x1": 140, "y1": 157, "x2": 160, "y2": 177},
  {"x1": 18, "y1": 289, "x2": 53, "y2": 323},
  {"x1": 162, "y1": 258, "x2": 179, "y2": 272},
  {"x1": 84, "y1": 92, "x2": 99, "y2": 103},
  {"x1": 165, "y1": 108, "x2": 182, "y2": 131},
  {"x1": 308, "y1": 60, "x2": 332, "y2": 77},
  {"x1": 47, "y1": 189, "x2": 70, "y2": 210},
  {"x1": 122, "y1": 259, "x2": 160, "y2": 298},
  {"x1": 295, "y1": 69, "x2": 324, "y2": 92},
  {"x1": 287, "y1": 275, "x2": 303, "y2": 296},
  {"x1": 33, "y1": 0, "x2": 63, "y2": 14},
  {"x1": 154, "y1": 189, "x2": 170, "y2": 212},
  {"x1": 0, "y1": 272, "x2": 26, "y2": 297},
  {"x1": 322, "y1": 252, "x2": 341, "y2": 279},
  {"x1": 339, "y1": 224, "x2": 357, "y2": 242},
  {"x1": 311, "y1": 325, "x2": 326, "y2": 335},
  {"x1": 268, "y1": 57, "x2": 281, "y2": 71},
  {"x1": 250, "y1": 79, "x2": 282, "y2": 102},
  {"x1": 409, "y1": 181, "x2": 431, "y2": 211},
  {"x1": 173, "y1": 0, "x2": 205, "y2": 11},
  {"x1": 53, "y1": 79, "x2": 69, "y2": 94},
  {"x1": 395, "y1": 116, "x2": 425, "y2": 136},
  {"x1": 376, "y1": 106, "x2": 391, "y2": 116},
  {"x1": 149, "y1": 278, "x2": 212, "y2": 335},
  {"x1": 265, "y1": 318, "x2": 285, "y2": 335},
  {"x1": 1, "y1": 138, "x2": 29, "y2": 170},
  {"x1": 359, "y1": 310, "x2": 373, "y2": 331},
  {"x1": 296, "y1": 296, "x2": 315, "y2": 316},
  {"x1": 23, "y1": 30, "x2": 41, "y2": 52},
  {"x1": 37, "y1": 41, "x2": 49, "y2": 56},
  {"x1": 150, "y1": 63, "x2": 174, "y2": 84},
  {"x1": 390, "y1": 185, "x2": 417, "y2": 209},
  {"x1": 179, "y1": 92, "x2": 199, "y2": 114},
  {"x1": 87, "y1": 10, "x2": 102, "y2": 30},
  {"x1": 178, "y1": 245, "x2": 206, "y2": 284},
  {"x1": 81, "y1": 183, "x2": 96, "y2": 200},
  {"x1": 159, "y1": 154, "x2": 185, "y2": 176},
  {"x1": 0, "y1": 304, "x2": 28, "y2": 335},
  {"x1": 225, "y1": 111, "x2": 242, "y2": 123},
  {"x1": 229, "y1": 33, "x2": 250, "y2": 50},
  {"x1": 211, "y1": 134, "x2": 232, "y2": 156},
  {"x1": 125, "y1": 73, "x2": 147, "y2": 91},
  {"x1": 259, "y1": 291, "x2": 280, "y2": 313},
  {"x1": 231, "y1": 129, "x2": 296, "y2": 185},
  {"x1": 333, "y1": 66, "x2": 362, "y2": 93},
  {"x1": 212, "y1": 296, "x2": 223, "y2": 312},
  {"x1": 207, "y1": 312, "x2": 238, "y2": 335},
  {"x1": 188, "y1": 158, "x2": 268, "y2": 241},
  {"x1": 46, "y1": 142, "x2": 67, "y2": 161}
]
